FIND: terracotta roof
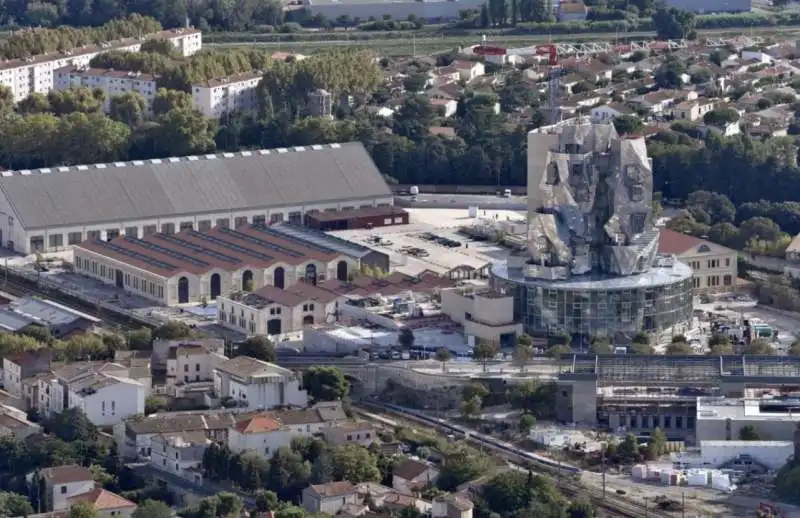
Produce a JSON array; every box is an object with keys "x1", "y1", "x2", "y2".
[
  {"x1": 68, "y1": 488, "x2": 136, "y2": 510},
  {"x1": 41, "y1": 465, "x2": 93, "y2": 484},
  {"x1": 235, "y1": 413, "x2": 284, "y2": 434},
  {"x1": 393, "y1": 458, "x2": 432, "y2": 481},
  {"x1": 658, "y1": 228, "x2": 710, "y2": 255},
  {"x1": 76, "y1": 223, "x2": 340, "y2": 278},
  {"x1": 310, "y1": 481, "x2": 356, "y2": 497}
]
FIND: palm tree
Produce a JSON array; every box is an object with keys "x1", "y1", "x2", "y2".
[{"x1": 434, "y1": 348, "x2": 453, "y2": 372}]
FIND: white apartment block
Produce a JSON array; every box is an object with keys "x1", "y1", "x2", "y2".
[
  {"x1": 150, "y1": 431, "x2": 208, "y2": 484},
  {"x1": 192, "y1": 71, "x2": 261, "y2": 118},
  {"x1": 67, "y1": 373, "x2": 145, "y2": 427},
  {"x1": 213, "y1": 356, "x2": 308, "y2": 411},
  {"x1": 54, "y1": 67, "x2": 158, "y2": 111},
  {"x1": 0, "y1": 28, "x2": 200, "y2": 102}
]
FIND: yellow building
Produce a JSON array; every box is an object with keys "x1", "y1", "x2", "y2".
[{"x1": 659, "y1": 228, "x2": 738, "y2": 293}]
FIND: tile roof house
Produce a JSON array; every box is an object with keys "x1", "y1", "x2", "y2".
[
  {"x1": 303, "y1": 481, "x2": 358, "y2": 514},
  {"x1": 392, "y1": 458, "x2": 440, "y2": 494},
  {"x1": 30, "y1": 465, "x2": 96, "y2": 512},
  {"x1": 67, "y1": 488, "x2": 137, "y2": 518},
  {"x1": 658, "y1": 228, "x2": 737, "y2": 293}
]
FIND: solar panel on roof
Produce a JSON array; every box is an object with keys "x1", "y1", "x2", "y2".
[
  {"x1": 219, "y1": 227, "x2": 303, "y2": 258},
  {"x1": 272, "y1": 224, "x2": 368, "y2": 257},
  {"x1": 101, "y1": 240, "x2": 178, "y2": 271},
  {"x1": 251, "y1": 225, "x2": 335, "y2": 255},
  {"x1": 187, "y1": 230, "x2": 275, "y2": 262},
  {"x1": 127, "y1": 238, "x2": 210, "y2": 268},
  {"x1": 154, "y1": 233, "x2": 241, "y2": 265}
]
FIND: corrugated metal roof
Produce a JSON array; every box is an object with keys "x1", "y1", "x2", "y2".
[{"x1": 0, "y1": 142, "x2": 391, "y2": 230}]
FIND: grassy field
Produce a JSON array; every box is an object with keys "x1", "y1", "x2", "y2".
[{"x1": 207, "y1": 25, "x2": 800, "y2": 56}]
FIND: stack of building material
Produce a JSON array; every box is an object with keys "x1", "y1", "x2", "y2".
[{"x1": 686, "y1": 468, "x2": 711, "y2": 486}]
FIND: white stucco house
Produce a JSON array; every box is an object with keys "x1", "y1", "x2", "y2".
[{"x1": 213, "y1": 356, "x2": 308, "y2": 410}]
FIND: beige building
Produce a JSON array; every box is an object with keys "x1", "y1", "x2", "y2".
[
  {"x1": 218, "y1": 282, "x2": 340, "y2": 336},
  {"x1": 440, "y1": 287, "x2": 522, "y2": 348},
  {"x1": 322, "y1": 421, "x2": 378, "y2": 447},
  {"x1": 392, "y1": 458, "x2": 439, "y2": 494},
  {"x1": 658, "y1": 228, "x2": 737, "y2": 293},
  {"x1": 302, "y1": 481, "x2": 358, "y2": 514},
  {"x1": 166, "y1": 342, "x2": 227, "y2": 389}
]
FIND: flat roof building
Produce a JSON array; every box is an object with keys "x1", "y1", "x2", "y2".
[
  {"x1": 54, "y1": 67, "x2": 159, "y2": 112},
  {"x1": 0, "y1": 142, "x2": 394, "y2": 254},
  {"x1": 0, "y1": 28, "x2": 200, "y2": 102},
  {"x1": 192, "y1": 71, "x2": 262, "y2": 118},
  {"x1": 305, "y1": 206, "x2": 409, "y2": 231}
]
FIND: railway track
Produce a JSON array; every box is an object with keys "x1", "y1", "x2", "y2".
[
  {"x1": 0, "y1": 270, "x2": 152, "y2": 332},
  {"x1": 356, "y1": 401, "x2": 675, "y2": 518}
]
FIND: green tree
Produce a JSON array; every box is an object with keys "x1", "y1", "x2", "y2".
[
  {"x1": 472, "y1": 340, "x2": 498, "y2": 372},
  {"x1": 589, "y1": 335, "x2": 612, "y2": 354},
  {"x1": 546, "y1": 344, "x2": 572, "y2": 358},
  {"x1": 437, "y1": 446, "x2": 491, "y2": 490},
  {"x1": 649, "y1": 427, "x2": 667, "y2": 457},
  {"x1": 460, "y1": 394, "x2": 482, "y2": 419},
  {"x1": 744, "y1": 339, "x2": 774, "y2": 355},
  {"x1": 630, "y1": 332, "x2": 654, "y2": 354},
  {"x1": 152, "y1": 321, "x2": 192, "y2": 341},
  {"x1": 789, "y1": 340, "x2": 800, "y2": 356},
  {"x1": 255, "y1": 490, "x2": 279, "y2": 512},
  {"x1": 131, "y1": 499, "x2": 172, "y2": 518},
  {"x1": 47, "y1": 408, "x2": 97, "y2": 442},
  {"x1": 665, "y1": 341, "x2": 694, "y2": 355},
  {"x1": 654, "y1": 54, "x2": 687, "y2": 89},
  {"x1": 434, "y1": 348, "x2": 452, "y2": 372},
  {"x1": 519, "y1": 413, "x2": 536, "y2": 435},
  {"x1": 303, "y1": 367, "x2": 349, "y2": 402},
  {"x1": 69, "y1": 502, "x2": 98, "y2": 518},
  {"x1": 513, "y1": 341, "x2": 532, "y2": 373},
  {"x1": 151, "y1": 88, "x2": 194, "y2": 116},
  {"x1": 109, "y1": 92, "x2": 148, "y2": 127},
  {"x1": 267, "y1": 447, "x2": 311, "y2": 502},
  {"x1": 330, "y1": 444, "x2": 380, "y2": 483},
  {"x1": 482, "y1": 471, "x2": 531, "y2": 514},
  {"x1": 739, "y1": 424, "x2": 761, "y2": 441},
  {"x1": 613, "y1": 115, "x2": 643, "y2": 135},
  {"x1": 703, "y1": 108, "x2": 740, "y2": 127},
  {"x1": 237, "y1": 335, "x2": 277, "y2": 362},
  {"x1": 652, "y1": 6, "x2": 696, "y2": 40},
  {"x1": 127, "y1": 328, "x2": 152, "y2": 350},
  {"x1": 567, "y1": 497, "x2": 596, "y2": 518},
  {"x1": 145, "y1": 395, "x2": 168, "y2": 414},
  {"x1": 403, "y1": 73, "x2": 428, "y2": 93},
  {"x1": 0, "y1": 491, "x2": 34, "y2": 517},
  {"x1": 617, "y1": 433, "x2": 640, "y2": 462}
]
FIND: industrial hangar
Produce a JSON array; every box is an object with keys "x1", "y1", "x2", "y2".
[
  {"x1": 73, "y1": 223, "x2": 391, "y2": 306},
  {"x1": 0, "y1": 142, "x2": 394, "y2": 254}
]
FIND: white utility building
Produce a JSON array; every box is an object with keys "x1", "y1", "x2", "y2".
[{"x1": 0, "y1": 142, "x2": 394, "y2": 255}]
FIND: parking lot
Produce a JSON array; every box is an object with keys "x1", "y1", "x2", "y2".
[{"x1": 332, "y1": 208, "x2": 516, "y2": 277}]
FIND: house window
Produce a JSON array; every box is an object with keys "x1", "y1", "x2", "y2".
[
  {"x1": 570, "y1": 163, "x2": 582, "y2": 179},
  {"x1": 216, "y1": 218, "x2": 230, "y2": 229},
  {"x1": 125, "y1": 227, "x2": 138, "y2": 238},
  {"x1": 196, "y1": 364, "x2": 200, "y2": 371},
  {"x1": 724, "y1": 275, "x2": 732, "y2": 286},
  {"x1": 61, "y1": 486, "x2": 67, "y2": 494},
  {"x1": 67, "y1": 232, "x2": 83, "y2": 245},
  {"x1": 253, "y1": 215, "x2": 266, "y2": 225},
  {"x1": 725, "y1": 258, "x2": 731, "y2": 267},
  {"x1": 162, "y1": 223, "x2": 175, "y2": 234},
  {"x1": 48, "y1": 234, "x2": 63, "y2": 248},
  {"x1": 184, "y1": 364, "x2": 189, "y2": 372},
  {"x1": 198, "y1": 220, "x2": 212, "y2": 232},
  {"x1": 180, "y1": 221, "x2": 193, "y2": 231},
  {"x1": 143, "y1": 225, "x2": 157, "y2": 235},
  {"x1": 87, "y1": 230, "x2": 101, "y2": 241},
  {"x1": 234, "y1": 216, "x2": 248, "y2": 228},
  {"x1": 545, "y1": 163, "x2": 559, "y2": 185}
]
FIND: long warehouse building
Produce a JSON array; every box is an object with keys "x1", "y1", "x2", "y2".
[{"x1": 0, "y1": 142, "x2": 395, "y2": 255}]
